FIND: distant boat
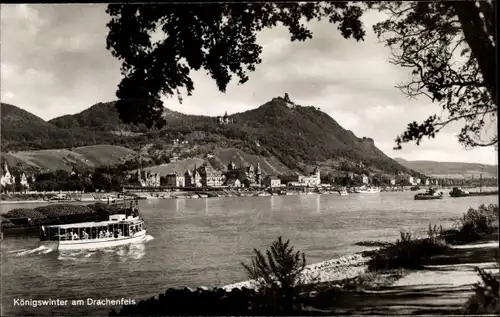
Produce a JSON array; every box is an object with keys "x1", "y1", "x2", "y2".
[
  {"x1": 256, "y1": 192, "x2": 271, "y2": 197},
  {"x1": 48, "y1": 193, "x2": 72, "y2": 202},
  {"x1": 355, "y1": 187, "x2": 381, "y2": 194},
  {"x1": 99, "y1": 194, "x2": 117, "y2": 203},
  {"x1": 410, "y1": 186, "x2": 421, "y2": 191},
  {"x1": 449, "y1": 187, "x2": 470, "y2": 197},
  {"x1": 415, "y1": 188, "x2": 443, "y2": 200},
  {"x1": 338, "y1": 189, "x2": 348, "y2": 196}
]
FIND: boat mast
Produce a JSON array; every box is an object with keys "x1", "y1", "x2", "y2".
[{"x1": 479, "y1": 173, "x2": 483, "y2": 192}]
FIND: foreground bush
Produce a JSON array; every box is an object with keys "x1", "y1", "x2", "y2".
[
  {"x1": 241, "y1": 236, "x2": 308, "y2": 313},
  {"x1": 444, "y1": 204, "x2": 499, "y2": 244},
  {"x1": 464, "y1": 266, "x2": 500, "y2": 314},
  {"x1": 367, "y1": 229, "x2": 448, "y2": 271},
  {"x1": 461, "y1": 204, "x2": 498, "y2": 232}
]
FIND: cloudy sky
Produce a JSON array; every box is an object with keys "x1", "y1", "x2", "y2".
[{"x1": 1, "y1": 4, "x2": 497, "y2": 165}]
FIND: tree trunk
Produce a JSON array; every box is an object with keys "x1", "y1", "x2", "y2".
[{"x1": 452, "y1": 1, "x2": 496, "y2": 103}]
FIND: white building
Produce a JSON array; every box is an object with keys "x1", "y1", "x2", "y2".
[
  {"x1": 263, "y1": 175, "x2": 281, "y2": 188},
  {"x1": 20, "y1": 173, "x2": 29, "y2": 190},
  {"x1": 361, "y1": 174, "x2": 369, "y2": 185},
  {"x1": 282, "y1": 167, "x2": 321, "y2": 187},
  {"x1": 0, "y1": 162, "x2": 13, "y2": 187},
  {"x1": 301, "y1": 167, "x2": 321, "y2": 187}
]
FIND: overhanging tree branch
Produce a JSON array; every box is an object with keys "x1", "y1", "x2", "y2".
[
  {"x1": 374, "y1": 1, "x2": 496, "y2": 150},
  {"x1": 106, "y1": 1, "x2": 497, "y2": 150}
]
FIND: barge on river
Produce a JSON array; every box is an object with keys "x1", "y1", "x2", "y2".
[
  {"x1": 414, "y1": 188, "x2": 443, "y2": 200},
  {"x1": 449, "y1": 187, "x2": 470, "y2": 197},
  {"x1": 39, "y1": 209, "x2": 146, "y2": 251}
]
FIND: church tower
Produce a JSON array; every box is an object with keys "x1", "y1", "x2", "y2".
[
  {"x1": 314, "y1": 167, "x2": 320, "y2": 181},
  {"x1": 255, "y1": 162, "x2": 262, "y2": 184},
  {"x1": 3, "y1": 162, "x2": 12, "y2": 185}
]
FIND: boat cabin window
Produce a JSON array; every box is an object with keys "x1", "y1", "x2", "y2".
[{"x1": 43, "y1": 219, "x2": 144, "y2": 241}]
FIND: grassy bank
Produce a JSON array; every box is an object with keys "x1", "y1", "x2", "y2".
[{"x1": 364, "y1": 204, "x2": 498, "y2": 271}]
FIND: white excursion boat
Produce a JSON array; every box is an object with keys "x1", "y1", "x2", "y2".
[
  {"x1": 256, "y1": 192, "x2": 271, "y2": 197},
  {"x1": 354, "y1": 187, "x2": 381, "y2": 194},
  {"x1": 39, "y1": 210, "x2": 146, "y2": 251},
  {"x1": 48, "y1": 193, "x2": 72, "y2": 202},
  {"x1": 99, "y1": 194, "x2": 118, "y2": 203}
]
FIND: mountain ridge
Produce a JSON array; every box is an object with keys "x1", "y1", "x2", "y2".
[
  {"x1": 394, "y1": 157, "x2": 498, "y2": 179},
  {"x1": 0, "y1": 102, "x2": 121, "y2": 151},
  {"x1": 2, "y1": 98, "x2": 418, "y2": 177}
]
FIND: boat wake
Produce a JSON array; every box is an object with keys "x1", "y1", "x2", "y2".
[
  {"x1": 9, "y1": 245, "x2": 57, "y2": 257},
  {"x1": 58, "y1": 249, "x2": 98, "y2": 261},
  {"x1": 5, "y1": 235, "x2": 155, "y2": 261},
  {"x1": 5, "y1": 248, "x2": 30, "y2": 254}
]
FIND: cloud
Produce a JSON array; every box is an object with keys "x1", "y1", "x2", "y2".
[
  {"x1": 0, "y1": 4, "x2": 121, "y2": 119},
  {"x1": 0, "y1": 4, "x2": 497, "y2": 165}
]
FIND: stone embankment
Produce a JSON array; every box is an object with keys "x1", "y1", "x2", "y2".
[{"x1": 223, "y1": 252, "x2": 375, "y2": 291}]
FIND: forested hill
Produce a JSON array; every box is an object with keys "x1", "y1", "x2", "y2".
[
  {"x1": 224, "y1": 97, "x2": 406, "y2": 172},
  {"x1": 0, "y1": 102, "x2": 118, "y2": 151},
  {"x1": 48, "y1": 101, "x2": 207, "y2": 133}
]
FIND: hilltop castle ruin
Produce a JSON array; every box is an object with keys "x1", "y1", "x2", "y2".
[{"x1": 217, "y1": 111, "x2": 234, "y2": 125}]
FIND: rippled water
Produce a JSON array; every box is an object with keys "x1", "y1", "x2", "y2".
[{"x1": 1, "y1": 191, "x2": 497, "y2": 315}]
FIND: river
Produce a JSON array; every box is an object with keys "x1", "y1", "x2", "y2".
[{"x1": 1, "y1": 191, "x2": 497, "y2": 315}]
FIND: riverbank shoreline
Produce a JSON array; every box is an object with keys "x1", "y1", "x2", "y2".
[
  {"x1": 0, "y1": 190, "x2": 339, "y2": 204},
  {"x1": 1, "y1": 186, "x2": 497, "y2": 204},
  {"x1": 0, "y1": 198, "x2": 136, "y2": 205}
]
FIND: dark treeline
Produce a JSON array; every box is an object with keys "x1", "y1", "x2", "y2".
[{"x1": 1, "y1": 168, "x2": 125, "y2": 193}]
